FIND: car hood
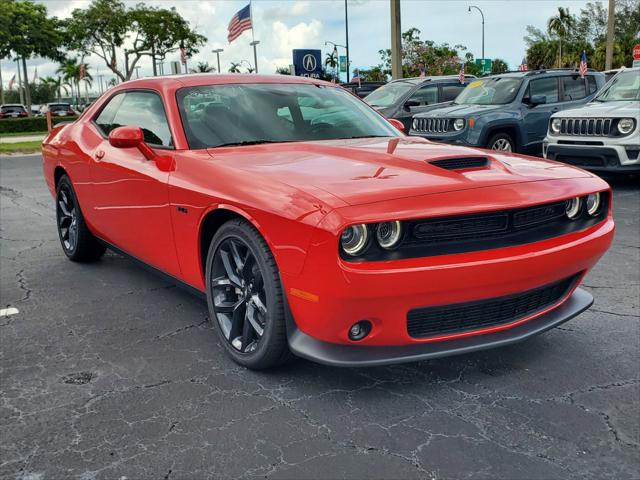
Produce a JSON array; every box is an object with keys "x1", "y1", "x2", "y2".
[
  {"x1": 207, "y1": 137, "x2": 591, "y2": 207},
  {"x1": 552, "y1": 100, "x2": 640, "y2": 118},
  {"x1": 413, "y1": 103, "x2": 503, "y2": 118}
]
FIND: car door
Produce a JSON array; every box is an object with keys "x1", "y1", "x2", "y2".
[
  {"x1": 521, "y1": 77, "x2": 561, "y2": 153},
  {"x1": 397, "y1": 84, "x2": 439, "y2": 130},
  {"x1": 90, "y1": 90, "x2": 181, "y2": 277}
]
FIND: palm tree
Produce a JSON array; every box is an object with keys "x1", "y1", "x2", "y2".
[
  {"x1": 229, "y1": 62, "x2": 241, "y2": 73},
  {"x1": 547, "y1": 7, "x2": 575, "y2": 67},
  {"x1": 41, "y1": 76, "x2": 69, "y2": 102},
  {"x1": 56, "y1": 58, "x2": 93, "y2": 104},
  {"x1": 189, "y1": 62, "x2": 215, "y2": 73},
  {"x1": 325, "y1": 49, "x2": 338, "y2": 79}
]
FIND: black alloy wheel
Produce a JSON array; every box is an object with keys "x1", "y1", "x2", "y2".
[
  {"x1": 205, "y1": 219, "x2": 291, "y2": 369},
  {"x1": 55, "y1": 175, "x2": 106, "y2": 262}
]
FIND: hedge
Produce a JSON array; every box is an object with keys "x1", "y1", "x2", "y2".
[{"x1": 0, "y1": 116, "x2": 79, "y2": 135}]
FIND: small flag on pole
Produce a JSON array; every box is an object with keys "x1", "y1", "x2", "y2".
[
  {"x1": 519, "y1": 58, "x2": 528, "y2": 71},
  {"x1": 458, "y1": 63, "x2": 465, "y2": 84},
  {"x1": 79, "y1": 63, "x2": 85, "y2": 81},
  {"x1": 180, "y1": 42, "x2": 187, "y2": 66},
  {"x1": 227, "y1": 4, "x2": 252, "y2": 43},
  {"x1": 8, "y1": 74, "x2": 16, "y2": 90},
  {"x1": 33, "y1": 67, "x2": 38, "y2": 83},
  {"x1": 579, "y1": 50, "x2": 588, "y2": 78}
]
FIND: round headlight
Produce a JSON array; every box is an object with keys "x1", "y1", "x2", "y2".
[
  {"x1": 341, "y1": 224, "x2": 369, "y2": 256},
  {"x1": 565, "y1": 197, "x2": 582, "y2": 219},
  {"x1": 453, "y1": 119, "x2": 465, "y2": 131},
  {"x1": 376, "y1": 221, "x2": 402, "y2": 249},
  {"x1": 617, "y1": 118, "x2": 635, "y2": 135},
  {"x1": 586, "y1": 193, "x2": 601, "y2": 216},
  {"x1": 551, "y1": 118, "x2": 562, "y2": 134}
]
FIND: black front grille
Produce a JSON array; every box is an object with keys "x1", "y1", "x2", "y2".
[
  {"x1": 413, "y1": 117, "x2": 452, "y2": 133},
  {"x1": 558, "y1": 118, "x2": 612, "y2": 136},
  {"x1": 341, "y1": 193, "x2": 609, "y2": 262},
  {"x1": 407, "y1": 274, "x2": 580, "y2": 339},
  {"x1": 430, "y1": 157, "x2": 489, "y2": 170}
]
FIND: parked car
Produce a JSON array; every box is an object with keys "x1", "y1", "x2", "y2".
[
  {"x1": 365, "y1": 76, "x2": 476, "y2": 131},
  {"x1": 340, "y1": 81, "x2": 386, "y2": 98},
  {"x1": 409, "y1": 69, "x2": 605, "y2": 154},
  {"x1": 603, "y1": 68, "x2": 623, "y2": 82},
  {"x1": 40, "y1": 103, "x2": 76, "y2": 117},
  {"x1": 544, "y1": 67, "x2": 639, "y2": 174},
  {"x1": 42, "y1": 74, "x2": 613, "y2": 369},
  {"x1": 0, "y1": 104, "x2": 28, "y2": 119}
]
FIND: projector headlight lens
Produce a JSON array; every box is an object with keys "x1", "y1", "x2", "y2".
[
  {"x1": 586, "y1": 193, "x2": 601, "y2": 216},
  {"x1": 551, "y1": 118, "x2": 562, "y2": 134},
  {"x1": 565, "y1": 197, "x2": 582, "y2": 219},
  {"x1": 617, "y1": 118, "x2": 635, "y2": 135},
  {"x1": 341, "y1": 224, "x2": 369, "y2": 256},
  {"x1": 376, "y1": 221, "x2": 403, "y2": 249}
]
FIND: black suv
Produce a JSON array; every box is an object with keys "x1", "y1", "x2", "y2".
[
  {"x1": 364, "y1": 76, "x2": 476, "y2": 131},
  {"x1": 409, "y1": 69, "x2": 605, "y2": 154}
]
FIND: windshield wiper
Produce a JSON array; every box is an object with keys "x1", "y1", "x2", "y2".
[{"x1": 214, "y1": 139, "x2": 293, "y2": 147}]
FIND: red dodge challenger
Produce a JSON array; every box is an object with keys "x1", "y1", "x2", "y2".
[{"x1": 42, "y1": 74, "x2": 614, "y2": 369}]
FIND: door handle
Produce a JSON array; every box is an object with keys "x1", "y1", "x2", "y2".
[{"x1": 95, "y1": 150, "x2": 105, "y2": 160}]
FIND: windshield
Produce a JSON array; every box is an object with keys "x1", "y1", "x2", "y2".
[
  {"x1": 364, "y1": 81, "x2": 416, "y2": 108},
  {"x1": 455, "y1": 77, "x2": 523, "y2": 105},
  {"x1": 177, "y1": 83, "x2": 399, "y2": 149},
  {"x1": 595, "y1": 70, "x2": 640, "y2": 102}
]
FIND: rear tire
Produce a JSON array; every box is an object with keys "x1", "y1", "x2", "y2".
[
  {"x1": 56, "y1": 175, "x2": 106, "y2": 262},
  {"x1": 487, "y1": 132, "x2": 515, "y2": 152},
  {"x1": 205, "y1": 219, "x2": 292, "y2": 369}
]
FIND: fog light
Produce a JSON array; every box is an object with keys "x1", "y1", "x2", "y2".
[{"x1": 348, "y1": 320, "x2": 372, "y2": 341}]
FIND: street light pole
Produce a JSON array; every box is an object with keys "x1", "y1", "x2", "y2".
[
  {"x1": 345, "y1": 0, "x2": 350, "y2": 82},
  {"x1": 250, "y1": 41, "x2": 260, "y2": 73},
  {"x1": 325, "y1": 41, "x2": 346, "y2": 81},
  {"x1": 468, "y1": 5, "x2": 485, "y2": 72},
  {"x1": 212, "y1": 48, "x2": 224, "y2": 73}
]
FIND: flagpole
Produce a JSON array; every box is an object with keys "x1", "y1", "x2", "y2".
[{"x1": 249, "y1": 1, "x2": 258, "y2": 73}]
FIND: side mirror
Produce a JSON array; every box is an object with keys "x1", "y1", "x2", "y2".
[
  {"x1": 108, "y1": 125, "x2": 156, "y2": 160},
  {"x1": 529, "y1": 95, "x2": 547, "y2": 107},
  {"x1": 387, "y1": 118, "x2": 405, "y2": 132},
  {"x1": 403, "y1": 100, "x2": 420, "y2": 111}
]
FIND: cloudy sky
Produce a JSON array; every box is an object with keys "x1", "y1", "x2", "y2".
[{"x1": 1, "y1": 0, "x2": 595, "y2": 93}]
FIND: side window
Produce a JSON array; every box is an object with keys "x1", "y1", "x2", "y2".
[
  {"x1": 561, "y1": 76, "x2": 587, "y2": 101},
  {"x1": 408, "y1": 85, "x2": 438, "y2": 106},
  {"x1": 94, "y1": 93, "x2": 125, "y2": 136},
  {"x1": 111, "y1": 91, "x2": 173, "y2": 147},
  {"x1": 441, "y1": 84, "x2": 465, "y2": 102},
  {"x1": 587, "y1": 76, "x2": 598, "y2": 94},
  {"x1": 529, "y1": 77, "x2": 559, "y2": 103}
]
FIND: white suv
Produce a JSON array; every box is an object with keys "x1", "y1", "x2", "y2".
[{"x1": 544, "y1": 68, "x2": 639, "y2": 174}]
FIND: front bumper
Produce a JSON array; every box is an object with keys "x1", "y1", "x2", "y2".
[
  {"x1": 408, "y1": 128, "x2": 476, "y2": 146},
  {"x1": 288, "y1": 288, "x2": 593, "y2": 367},
  {"x1": 544, "y1": 143, "x2": 640, "y2": 173}
]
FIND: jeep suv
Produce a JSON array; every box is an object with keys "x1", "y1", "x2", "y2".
[
  {"x1": 409, "y1": 70, "x2": 605, "y2": 154},
  {"x1": 365, "y1": 75, "x2": 476, "y2": 131},
  {"x1": 544, "y1": 68, "x2": 639, "y2": 174}
]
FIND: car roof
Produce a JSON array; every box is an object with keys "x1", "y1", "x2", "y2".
[
  {"x1": 1, "y1": 104, "x2": 26, "y2": 107},
  {"x1": 485, "y1": 69, "x2": 603, "y2": 79},
  {"x1": 117, "y1": 74, "x2": 335, "y2": 90},
  {"x1": 388, "y1": 75, "x2": 475, "y2": 85}
]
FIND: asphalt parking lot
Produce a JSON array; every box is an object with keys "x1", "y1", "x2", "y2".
[{"x1": 1, "y1": 154, "x2": 638, "y2": 479}]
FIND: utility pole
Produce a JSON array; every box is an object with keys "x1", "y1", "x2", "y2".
[
  {"x1": 212, "y1": 49, "x2": 224, "y2": 73},
  {"x1": 605, "y1": 0, "x2": 615, "y2": 70},
  {"x1": 390, "y1": 0, "x2": 402, "y2": 79},
  {"x1": 345, "y1": 0, "x2": 350, "y2": 81}
]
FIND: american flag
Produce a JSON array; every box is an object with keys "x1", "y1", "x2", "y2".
[
  {"x1": 579, "y1": 50, "x2": 588, "y2": 78},
  {"x1": 79, "y1": 63, "x2": 85, "y2": 81},
  {"x1": 180, "y1": 45, "x2": 186, "y2": 66},
  {"x1": 458, "y1": 63, "x2": 465, "y2": 84},
  {"x1": 228, "y1": 4, "x2": 252, "y2": 43},
  {"x1": 519, "y1": 58, "x2": 528, "y2": 71},
  {"x1": 8, "y1": 74, "x2": 16, "y2": 90}
]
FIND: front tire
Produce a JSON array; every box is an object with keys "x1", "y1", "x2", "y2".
[
  {"x1": 205, "y1": 219, "x2": 291, "y2": 369},
  {"x1": 487, "y1": 132, "x2": 515, "y2": 152},
  {"x1": 56, "y1": 175, "x2": 106, "y2": 262}
]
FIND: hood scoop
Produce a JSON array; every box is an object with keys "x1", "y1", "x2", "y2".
[{"x1": 429, "y1": 156, "x2": 489, "y2": 171}]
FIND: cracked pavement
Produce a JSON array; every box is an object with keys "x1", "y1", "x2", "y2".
[{"x1": 1, "y1": 155, "x2": 638, "y2": 479}]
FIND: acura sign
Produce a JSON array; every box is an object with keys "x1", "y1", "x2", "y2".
[{"x1": 292, "y1": 49, "x2": 322, "y2": 78}]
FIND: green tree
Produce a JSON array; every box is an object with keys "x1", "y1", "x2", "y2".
[
  {"x1": 379, "y1": 28, "x2": 465, "y2": 77},
  {"x1": 275, "y1": 66, "x2": 291, "y2": 75},
  {"x1": 57, "y1": 58, "x2": 92, "y2": 104},
  {"x1": 491, "y1": 58, "x2": 509, "y2": 74},
  {"x1": 229, "y1": 62, "x2": 241, "y2": 73},
  {"x1": 358, "y1": 66, "x2": 387, "y2": 82},
  {"x1": 40, "y1": 76, "x2": 69, "y2": 102},
  {"x1": 547, "y1": 7, "x2": 576, "y2": 67},
  {"x1": 189, "y1": 62, "x2": 215, "y2": 73},
  {"x1": 0, "y1": 0, "x2": 64, "y2": 113},
  {"x1": 62, "y1": 0, "x2": 206, "y2": 81}
]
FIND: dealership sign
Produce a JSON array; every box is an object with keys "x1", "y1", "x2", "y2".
[{"x1": 292, "y1": 49, "x2": 322, "y2": 78}]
